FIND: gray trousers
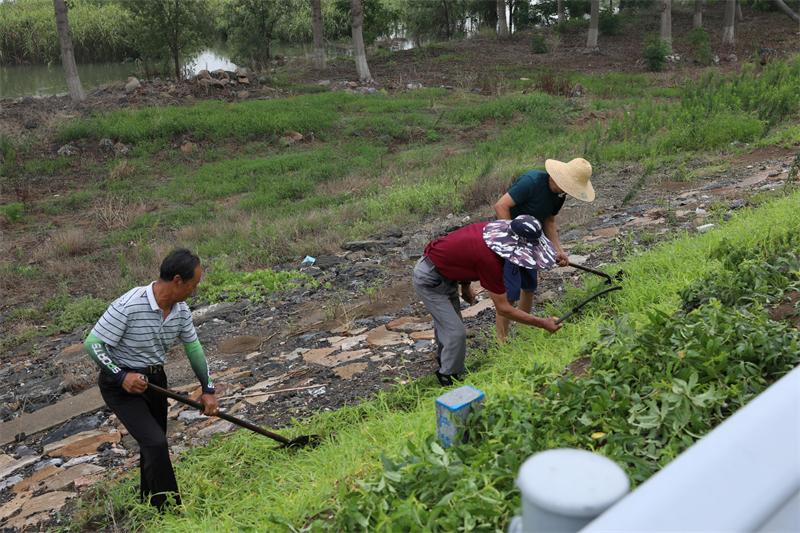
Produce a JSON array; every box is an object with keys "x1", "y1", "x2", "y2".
[{"x1": 412, "y1": 257, "x2": 466, "y2": 375}]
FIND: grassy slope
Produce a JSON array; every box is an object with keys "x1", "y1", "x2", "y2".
[{"x1": 73, "y1": 191, "x2": 800, "y2": 531}]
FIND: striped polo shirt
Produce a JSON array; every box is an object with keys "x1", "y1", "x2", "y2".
[{"x1": 91, "y1": 282, "x2": 198, "y2": 369}]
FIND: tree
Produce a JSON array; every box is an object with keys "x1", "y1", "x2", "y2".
[
  {"x1": 312, "y1": 0, "x2": 326, "y2": 69},
  {"x1": 53, "y1": 0, "x2": 84, "y2": 102},
  {"x1": 773, "y1": 0, "x2": 800, "y2": 23},
  {"x1": 660, "y1": 0, "x2": 672, "y2": 52},
  {"x1": 128, "y1": 0, "x2": 209, "y2": 80},
  {"x1": 225, "y1": 0, "x2": 281, "y2": 70},
  {"x1": 587, "y1": 0, "x2": 600, "y2": 49},
  {"x1": 496, "y1": 0, "x2": 509, "y2": 36},
  {"x1": 736, "y1": 0, "x2": 743, "y2": 21},
  {"x1": 557, "y1": 0, "x2": 565, "y2": 24},
  {"x1": 350, "y1": 0, "x2": 373, "y2": 83},
  {"x1": 722, "y1": 0, "x2": 735, "y2": 46},
  {"x1": 693, "y1": 0, "x2": 703, "y2": 29}
]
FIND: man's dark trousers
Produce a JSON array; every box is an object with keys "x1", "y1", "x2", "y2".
[{"x1": 98, "y1": 368, "x2": 180, "y2": 509}]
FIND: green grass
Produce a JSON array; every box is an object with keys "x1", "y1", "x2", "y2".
[{"x1": 71, "y1": 191, "x2": 800, "y2": 531}]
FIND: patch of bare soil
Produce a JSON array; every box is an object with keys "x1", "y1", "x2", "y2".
[{"x1": 769, "y1": 291, "x2": 800, "y2": 330}]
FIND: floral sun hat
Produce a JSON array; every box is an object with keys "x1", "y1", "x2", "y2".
[{"x1": 483, "y1": 215, "x2": 557, "y2": 270}]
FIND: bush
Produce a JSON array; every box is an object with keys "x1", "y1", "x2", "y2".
[
  {"x1": 643, "y1": 36, "x2": 670, "y2": 72},
  {"x1": 530, "y1": 34, "x2": 547, "y2": 54},
  {"x1": 599, "y1": 11, "x2": 621, "y2": 35},
  {"x1": 688, "y1": 28, "x2": 712, "y2": 66},
  {"x1": 555, "y1": 17, "x2": 588, "y2": 34},
  {"x1": 56, "y1": 297, "x2": 108, "y2": 333},
  {"x1": 0, "y1": 202, "x2": 25, "y2": 223}
]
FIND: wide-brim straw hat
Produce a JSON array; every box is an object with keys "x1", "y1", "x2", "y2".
[
  {"x1": 483, "y1": 215, "x2": 557, "y2": 270},
  {"x1": 545, "y1": 158, "x2": 595, "y2": 202}
]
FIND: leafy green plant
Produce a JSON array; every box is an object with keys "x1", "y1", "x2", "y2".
[
  {"x1": 599, "y1": 10, "x2": 621, "y2": 36},
  {"x1": 55, "y1": 297, "x2": 108, "y2": 333},
  {"x1": 643, "y1": 36, "x2": 670, "y2": 72},
  {"x1": 0, "y1": 202, "x2": 25, "y2": 223},
  {"x1": 199, "y1": 263, "x2": 318, "y2": 303},
  {"x1": 688, "y1": 28, "x2": 712, "y2": 66},
  {"x1": 530, "y1": 34, "x2": 547, "y2": 54}
]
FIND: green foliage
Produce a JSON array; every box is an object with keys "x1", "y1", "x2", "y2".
[
  {"x1": 0, "y1": 0, "x2": 137, "y2": 65},
  {"x1": 223, "y1": 0, "x2": 282, "y2": 69},
  {"x1": 127, "y1": 0, "x2": 211, "y2": 78},
  {"x1": 643, "y1": 35, "x2": 670, "y2": 72},
  {"x1": 321, "y1": 245, "x2": 800, "y2": 531},
  {"x1": 55, "y1": 296, "x2": 108, "y2": 333},
  {"x1": 599, "y1": 10, "x2": 621, "y2": 35},
  {"x1": 0, "y1": 201, "x2": 25, "y2": 222},
  {"x1": 555, "y1": 17, "x2": 588, "y2": 34},
  {"x1": 199, "y1": 262, "x2": 318, "y2": 303},
  {"x1": 331, "y1": 0, "x2": 398, "y2": 43},
  {"x1": 688, "y1": 28, "x2": 712, "y2": 66},
  {"x1": 530, "y1": 34, "x2": 548, "y2": 54}
]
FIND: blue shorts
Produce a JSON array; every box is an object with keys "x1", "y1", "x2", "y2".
[{"x1": 504, "y1": 262, "x2": 538, "y2": 303}]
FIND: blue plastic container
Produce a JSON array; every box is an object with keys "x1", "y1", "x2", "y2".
[{"x1": 435, "y1": 385, "x2": 485, "y2": 448}]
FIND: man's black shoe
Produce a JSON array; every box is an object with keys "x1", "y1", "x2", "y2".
[{"x1": 435, "y1": 371, "x2": 462, "y2": 387}]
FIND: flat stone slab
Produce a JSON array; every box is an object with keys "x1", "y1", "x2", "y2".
[
  {"x1": 44, "y1": 463, "x2": 104, "y2": 491},
  {"x1": 366, "y1": 326, "x2": 409, "y2": 347},
  {"x1": 13, "y1": 464, "x2": 61, "y2": 493},
  {"x1": 9, "y1": 490, "x2": 75, "y2": 523},
  {"x1": 461, "y1": 299, "x2": 494, "y2": 319},
  {"x1": 335, "y1": 334, "x2": 368, "y2": 351},
  {"x1": 44, "y1": 430, "x2": 121, "y2": 458},
  {"x1": 303, "y1": 347, "x2": 336, "y2": 365},
  {"x1": 0, "y1": 455, "x2": 39, "y2": 480},
  {"x1": 410, "y1": 330, "x2": 435, "y2": 341},
  {"x1": 217, "y1": 336, "x2": 263, "y2": 354},
  {"x1": 242, "y1": 375, "x2": 284, "y2": 393},
  {"x1": 333, "y1": 363, "x2": 368, "y2": 379},
  {"x1": 387, "y1": 317, "x2": 433, "y2": 332},
  {"x1": 0, "y1": 492, "x2": 31, "y2": 522},
  {"x1": 0, "y1": 387, "x2": 105, "y2": 446},
  {"x1": 327, "y1": 349, "x2": 371, "y2": 366}
]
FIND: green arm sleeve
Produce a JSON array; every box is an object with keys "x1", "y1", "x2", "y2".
[
  {"x1": 84, "y1": 333, "x2": 126, "y2": 386},
  {"x1": 184, "y1": 340, "x2": 215, "y2": 393}
]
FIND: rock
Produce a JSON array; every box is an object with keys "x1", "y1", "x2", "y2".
[
  {"x1": 180, "y1": 141, "x2": 197, "y2": 155},
  {"x1": 342, "y1": 239, "x2": 392, "y2": 251},
  {"x1": 0, "y1": 492, "x2": 31, "y2": 522},
  {"x1": 33, "y1": 458, "x2": 63, "y2": 471},
  {"x1": 406, "y1": 82, "x2": 423, "y2": 90},
  {"x1": 44, "y1": 463, "x2": 104, "y2": 491},
  {"x1": 387, "y1": 317, "x2": 433, "y2": 333},
  {"x1": 43, "y1": 414, "x2": 103, "y2": 445},
  {"x1": 695, "y1": 207, "x2": 707, "y2": 216},
  {"x1": 14, "y1": 445, "x2": 35, "y2": 457},
  {"x1": 62, "y1": 454, "x2": 98, "y2": 468},
  {"x1": 537, "y1": 290, "x2": 558, "y2": 303},
  {"x1": 413, "y1": 340, "x2": 433, "y2": 351},
  {"x1": 212, "y1": 69, "x2": 230, "y2": 80},
  {"x1": 114, "y1": 142, "x2": 130, "y2": 156},
  {"x1": 410, "y1": 330, "x2": 435, "y2": 341},
  {"x1": 328, "y1": 349, "x2": 371, "y2": 366},
  {"x1": 0, "y1": 474, "x2": 23, "y2": 491},
  {"x1": 355, "y1": 87, "x2": 377, "y2": 94},
  {"x1": 303, "y1": 347, "x2": 336, "y2": 365},
  {"x1": 57, "y1": 144, "x2": 79, "y2": 157},
  {"x1": 696, "y1": 223, "x2": 715, "y2": 233},
  {"x1": 0, "y1": 454, "x2": 40, "y2": 480},
  {"x1": 178, "y1": 410, "x2": 207, "y2": 423},
  {"x1": 23, "y1": 118, "x2": 38, "y2": 129},
  {"x1": 280, "y1": 131, "x2": 304, "y2": 146},
  {"x1": 338, "y1": 334, "x2": 368, "y2": 351},
  {"x1": 347, "y1": 81, "x2": 358, "y2": 88},
  {"x1": 11, "y1": 490, "x2": 75, "y2": 520},
  {"x1": 191, "y1": 301, "x2": 237, "y2": 325},
  {"x1": 237, "y1": 90, "x2": 250, "y2": 99},
  {"x1": 243, "y1": 375, "x2": 284, "y2": 393},
  {"x1": 570, "y1": 83, "x2": 585, "y2": 97},
  {"x1": 461, "y1": 298, "x2": 494, "y2": 319},
  {"x1": 333, "y1": 363, "x2": 368, "y2": 379},
  {"x1": 196, "y1": 421, "x2": 234, "y2": 439},
  {"x1": 568, "y1": 254, "x2": 589, "y2": 265},
  {"x1": 12, "y1": 464, "x2": 61, "y2": 493},
  {"x1": 726, "y1": 53, "x2": 738, "y2": 62},
  {"x1": 196, "y1": 69, "x2": 212, "y2": 81},
  {"x1": 675, "y1": 209, "x2": 691, "y2": 218},
  {"x1": 591, "y1": 226, "x2": 620, "y2": 239},
  {"x1": 124, "y1": 76, "x2": 141, "y2": 93},
  {"x1": 317, "y1": 79, "x2": 331, "y2": 86},
  {"x1": 43, "y1": 430, "x2": 121, "y2": 458},
  {"x1": 99, "y1": 138, "x2": 115, "y2": 152},
  {"x1": 218, "y1": 336, "x2": 263, "y2": 354},
  {"x1": 366, "y1": 326, "x2": 409, "y2": 347}
]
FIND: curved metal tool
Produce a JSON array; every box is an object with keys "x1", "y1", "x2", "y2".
[
  {"x1": 568, "y1": 262, "x2": 625, "y2": 285},
  {"x1": 147, "y1": 382, "x2": 320, "y2": 449},
  {"x1": 556, "y1": 285, "x2": 622, "y2": 325}
]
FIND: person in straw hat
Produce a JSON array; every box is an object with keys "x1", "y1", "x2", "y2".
[
  {"x1": 493, "y1": 158, "x2": 594, "y2": 343},
  {"x1": 412, "y1": 215, "x2": 561, "y2": 386}
]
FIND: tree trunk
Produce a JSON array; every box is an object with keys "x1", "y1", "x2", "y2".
[
  {"x1": 442, "y1": 0, "x2": 451, "y2": 39},
  {"x1": 557, "y1": 0, "x2": 564, "y2": 24},
  {"x1": 736, "y1": 0, "x2": 743, "y2": 22},
  {"x1": 693, "y1": 0, "x2": 703, "y2": 29},
  {"x1": 350, "y1": 0, "x2": 373, "y2": 84},
  {"x1": 311, "y1": 0, "x2": 325, "y2": 69},
  {"x1": 496, "y1": 0, "x2": 509, "y2": 37},
  {"x1": 660, "y1": 0, "x2": 672, "y2": 52},
  {"x1": 587, "y1": 0, "x2": 599, "y2": 49},
  {"x1": 53, "y1": 0, "x2": 84, "y2": 102},
  {"x1": 172, "y1": 0, "x2": 181, "y2": 80},
  {"x1": 722, "y1": 0, "x2": 735, "y2": 46},
  {"x1": 773, "y1": 0, "x2": 800, "y2": 23}
]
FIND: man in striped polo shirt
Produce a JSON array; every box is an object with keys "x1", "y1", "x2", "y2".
[{"x1": 84, "y1": 248, "x2": 217, "y2": 509}]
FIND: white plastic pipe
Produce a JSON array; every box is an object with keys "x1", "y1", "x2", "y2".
[{"x1": 581, "y1": 365, "x2": 800, "y2": 532}]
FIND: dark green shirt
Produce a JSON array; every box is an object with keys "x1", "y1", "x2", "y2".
[{"x1": 508, "y1": 170, "x2": 566, "y2": 222}]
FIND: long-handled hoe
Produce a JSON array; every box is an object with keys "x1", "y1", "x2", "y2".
[
  {"x1": 147, "y1": 382, "x2": 321, "y2": 449},
  {"x1": 556, "y1": 262, "x2": 625, "y2": 325}
]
